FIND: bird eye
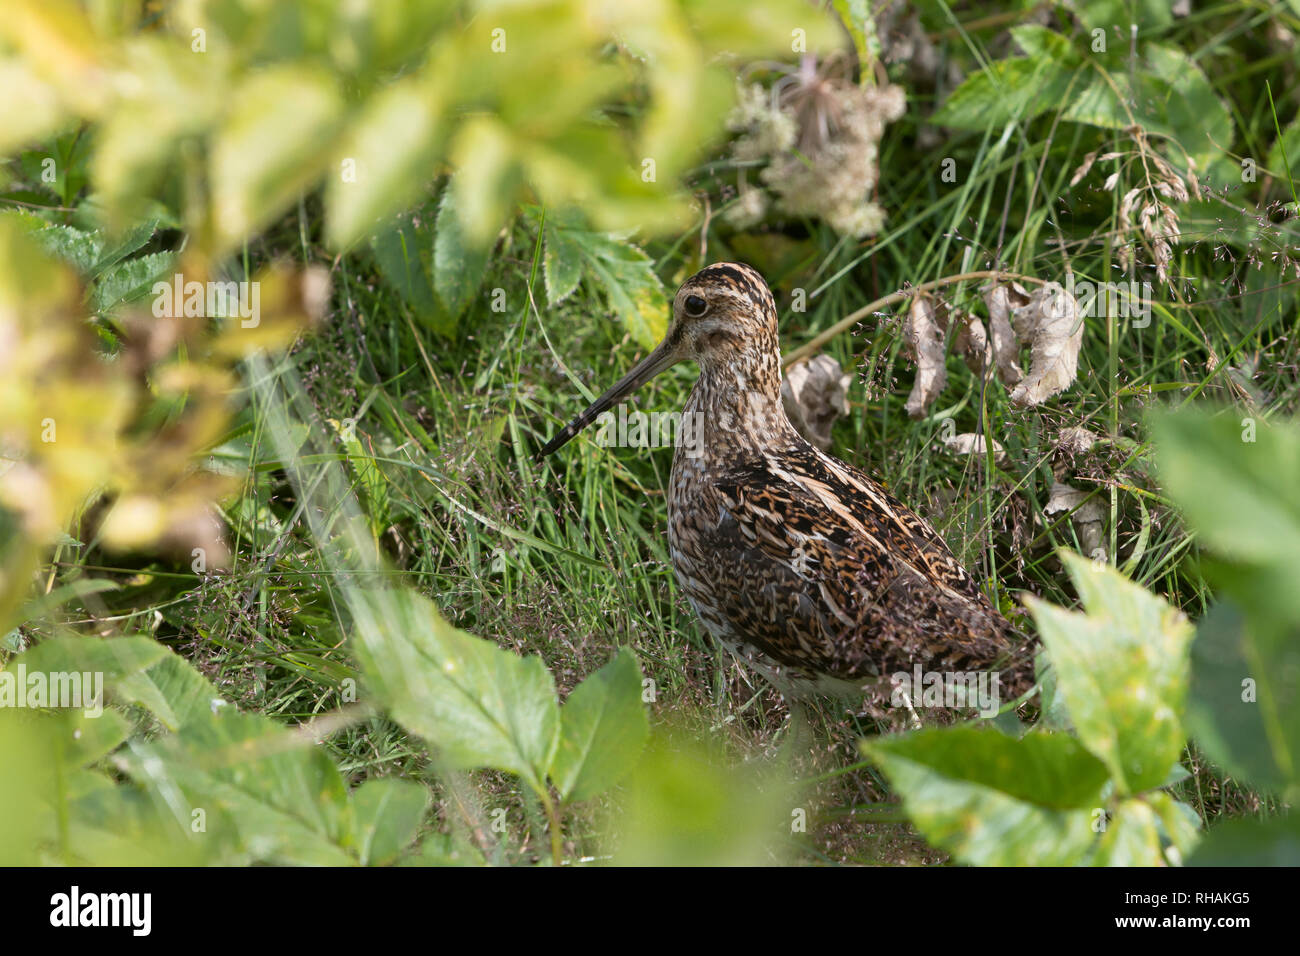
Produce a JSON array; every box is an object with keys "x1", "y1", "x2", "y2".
[{"x1": 683, "y1": 294, "x2": 708, "y2": 317}]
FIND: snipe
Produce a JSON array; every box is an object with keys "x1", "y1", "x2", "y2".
[{"x1": 540, "y1": 262, "x2": 1036, "y2": 707}]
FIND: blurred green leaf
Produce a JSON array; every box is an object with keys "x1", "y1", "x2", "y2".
[
  {"x1": 211, "y1": 66, "x2": 343, "y2": 255},
  {"x1": 120, "y1": 709, "x2": 354, "y2": 865},
  {"x1": 433, "y1": 183, "x2": 491, "y2": 322},
  {"x1": 351, "y1": 777, "x2": 430, "y2": 866},
  {"x1": 13, "y1": 633, "x2": 168, "y2": 686},
  {"x1": 863, "y1": 728, "x2": 1107, "y2": 865},
  {"x1": 1152, "y1": 409, "x2": 1300, "y2": 566},
  {"x1": 114, "y1": 647, "x2": 225, "y2": 732},
  {"x1": 1186, "y1": 602, "x2": 1293, "y2": 790},
  {"x1": 612, "y1": 732, "x2": 793, "y2": 865},
  {"x1": 1024, "y1": 554, "x2": 1193, "y2": 794},
  {"x1": 326, "y1": 69, "x2": 447, "y2": 249},
  {"x1": 1090, "y1": 798, "x2": 1165, "y2": 866},
  {"x1": 1190, "y1": 812, "x2": 1300, "y2": 865}
]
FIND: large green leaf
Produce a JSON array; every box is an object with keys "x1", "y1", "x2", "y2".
[
  {"x1": 351, "y1": 588, "x2": 560, "y2": 791},
  {"x1": 12, "y1": 634, "x2": 168, "y2": 694},
  {"x1": 932, "y1": 52, "x2": 1076, "y2": 129},
  {"x1": 1061, "y1": 46, "x2": 1232, "y2": 174},
  {"x1": 1186, "y1": 601, "x2": 1296, "y2": 790},
  {"x1": 863, "y1": 728, "x2": 1108, "y2": 866},
  {"x1": 1024, "y1": 554, "x2": 1193, "y2": 794},
  {"x1": 550, "y1": 648, "x2": 649, "y2": 803},
  {"x1": 1153, "y1": 410, "x2": 1300, "y2": 789},
  {"x1": 1, "y1": 708, "x2": 205, "y2": 866}
]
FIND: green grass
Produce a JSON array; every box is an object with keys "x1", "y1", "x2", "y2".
[{"x1": 24, "y1": 3, "x2": 1299, "y2": 863}]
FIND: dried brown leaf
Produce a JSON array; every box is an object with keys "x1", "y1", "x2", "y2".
[
  {"x1": 954, "y1": 312, "x2": 990, "y2": 374},
  {"x1": 902, "y1": 293, "x2": 949, "y2": 419},
  {"x1": 982, "y1": 283, "x2": 1024, "y2": 387},
  {"x1": 1044, "y1": 481, "x2": 1106, "y2": 557},
  {"x1": 942, "y1": 431, "x2": 1006, "y2": 462},
  {"x1": 1008, "y1": 282, "x2": 1084, "y2": 406},
  {"x1": 781, "y1": 353, "x2": 852, "y2": 450}
]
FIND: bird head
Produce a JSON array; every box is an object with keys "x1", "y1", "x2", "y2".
[{"x1": 538, "y1": 262, "x2": 781, "y2": 457}]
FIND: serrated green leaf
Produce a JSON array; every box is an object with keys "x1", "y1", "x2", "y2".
[
  {"x1": 95, "y1": 219, "x2": 158, "y2": 270},
  {"x1": 585, "y1": 251, "x2": 669, "y2": 351},
  {"x1": 370, "y1": 215, "x2": 455, "y2": 335},
  {"x1": 1062, "y1": 45, "x2": 1232, "y2": 173},
  {"x1": 33, "y1": 224, "x2": 101, "y2": 273},
  {"x1": 121, "y1": 709, "x2": 354, "y2": 866},
  {"x1": 1024, "y1": 554, "x2": 1193, "y2": 795},
  {"x1": 542, "y1": 215, "x2": 584, "y2": 306},
  {"x1": 551, "y1": 648, "x2": 649, "y2": 803},
  {"x1": 530, "y1": 207, "x2": 668, "y2": 347},
  {"x1": 89, "y1": 250, "x2": 174, "y2": 313}
]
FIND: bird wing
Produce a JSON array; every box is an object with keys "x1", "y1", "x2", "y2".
[{"x1": 685, "y1": 445, "x2": 1032, "y2": 685}]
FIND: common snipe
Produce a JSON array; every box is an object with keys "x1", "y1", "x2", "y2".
[{"x1": 541, "y1": 262, "x2": 1036, "y2": 707}]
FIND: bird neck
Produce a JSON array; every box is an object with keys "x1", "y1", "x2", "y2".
[{"x1": 683, "y1": 347, "x2": 801, "y2": 456}]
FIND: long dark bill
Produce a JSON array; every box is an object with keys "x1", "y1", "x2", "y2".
[{"x1": 537, "y1": 341, "x2": 680, "y2": 458}]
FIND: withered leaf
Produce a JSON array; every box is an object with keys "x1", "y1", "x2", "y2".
[
  {"x1": 902, "y1": 293, "x2": 949, "y2": 419},
  {"x1": 1008, "y1": 281, "x2": 1083, "y2": 407},
  {"x1": 781, "y1": 353, "x2": 852, "y2": 451},
  {"x1": 982, "y1": 282, "x2": 1024, "y2": 387}
]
